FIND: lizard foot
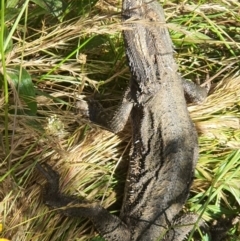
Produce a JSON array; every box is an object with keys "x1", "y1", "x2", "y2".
[
  {"x1": 36, "y1": 163, "x2": 63, "y2": 208},
  {"x1": 36, "y1": 163, "x2": 92, "y2": 214}
]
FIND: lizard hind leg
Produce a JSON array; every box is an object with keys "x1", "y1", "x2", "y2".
[{"x1": 36, "y1": 163, "x2": 131, "y2": 241}]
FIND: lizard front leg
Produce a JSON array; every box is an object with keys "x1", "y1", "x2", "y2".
[
  {"x1": 77, "y1": 87, "x2": 133, "y2": 133},
  {"x1": 36, "y1": 163, "x2": 131, "y2": 241},
  {"x1": 181, "y1": 77, "x2": 209, "y2": 103}
]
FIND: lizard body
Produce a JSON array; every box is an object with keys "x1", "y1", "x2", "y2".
[{"x1": 37, "y1": 0, "x2": 207, "y2": 240}]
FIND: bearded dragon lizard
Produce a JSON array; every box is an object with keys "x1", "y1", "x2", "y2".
[{"x1": 37, "y1": 0, "x2": 208, "y2": 240}]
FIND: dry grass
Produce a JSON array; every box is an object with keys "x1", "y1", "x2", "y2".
[{"x1": 0, "y1": 0, "x2": 240, "y2": 240}]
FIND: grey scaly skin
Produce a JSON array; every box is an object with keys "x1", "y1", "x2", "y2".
[{"x1": 37, "y1": 0, "x2": 208, "y2": 240}]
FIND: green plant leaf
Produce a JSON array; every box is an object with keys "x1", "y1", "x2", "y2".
[
  {"x1": 7, "y1": 66, "x2": 37, "y2": 115},
  {"x1": 0, "y1": 25, "x2": 13, "y2": 54},
  {"x1": 78, "y1": 0, "x2": 98, "y2": 15},
  {"x1": 6, "y1": 0, "x2": 19, "y2": 8},
  {"x1": 32, "y1": 0, "x2": 66, "y2": 17},
  {"x1": 91, "y1": 237, "x2": 106, "y2": 241},
  {"x1": 1, "y1": 8, "x2": 20, "y2": 22}
]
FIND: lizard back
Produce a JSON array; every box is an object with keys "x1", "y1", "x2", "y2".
[{"x1": 121, "y1": 1, "x2": 199, "y2": 240}]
